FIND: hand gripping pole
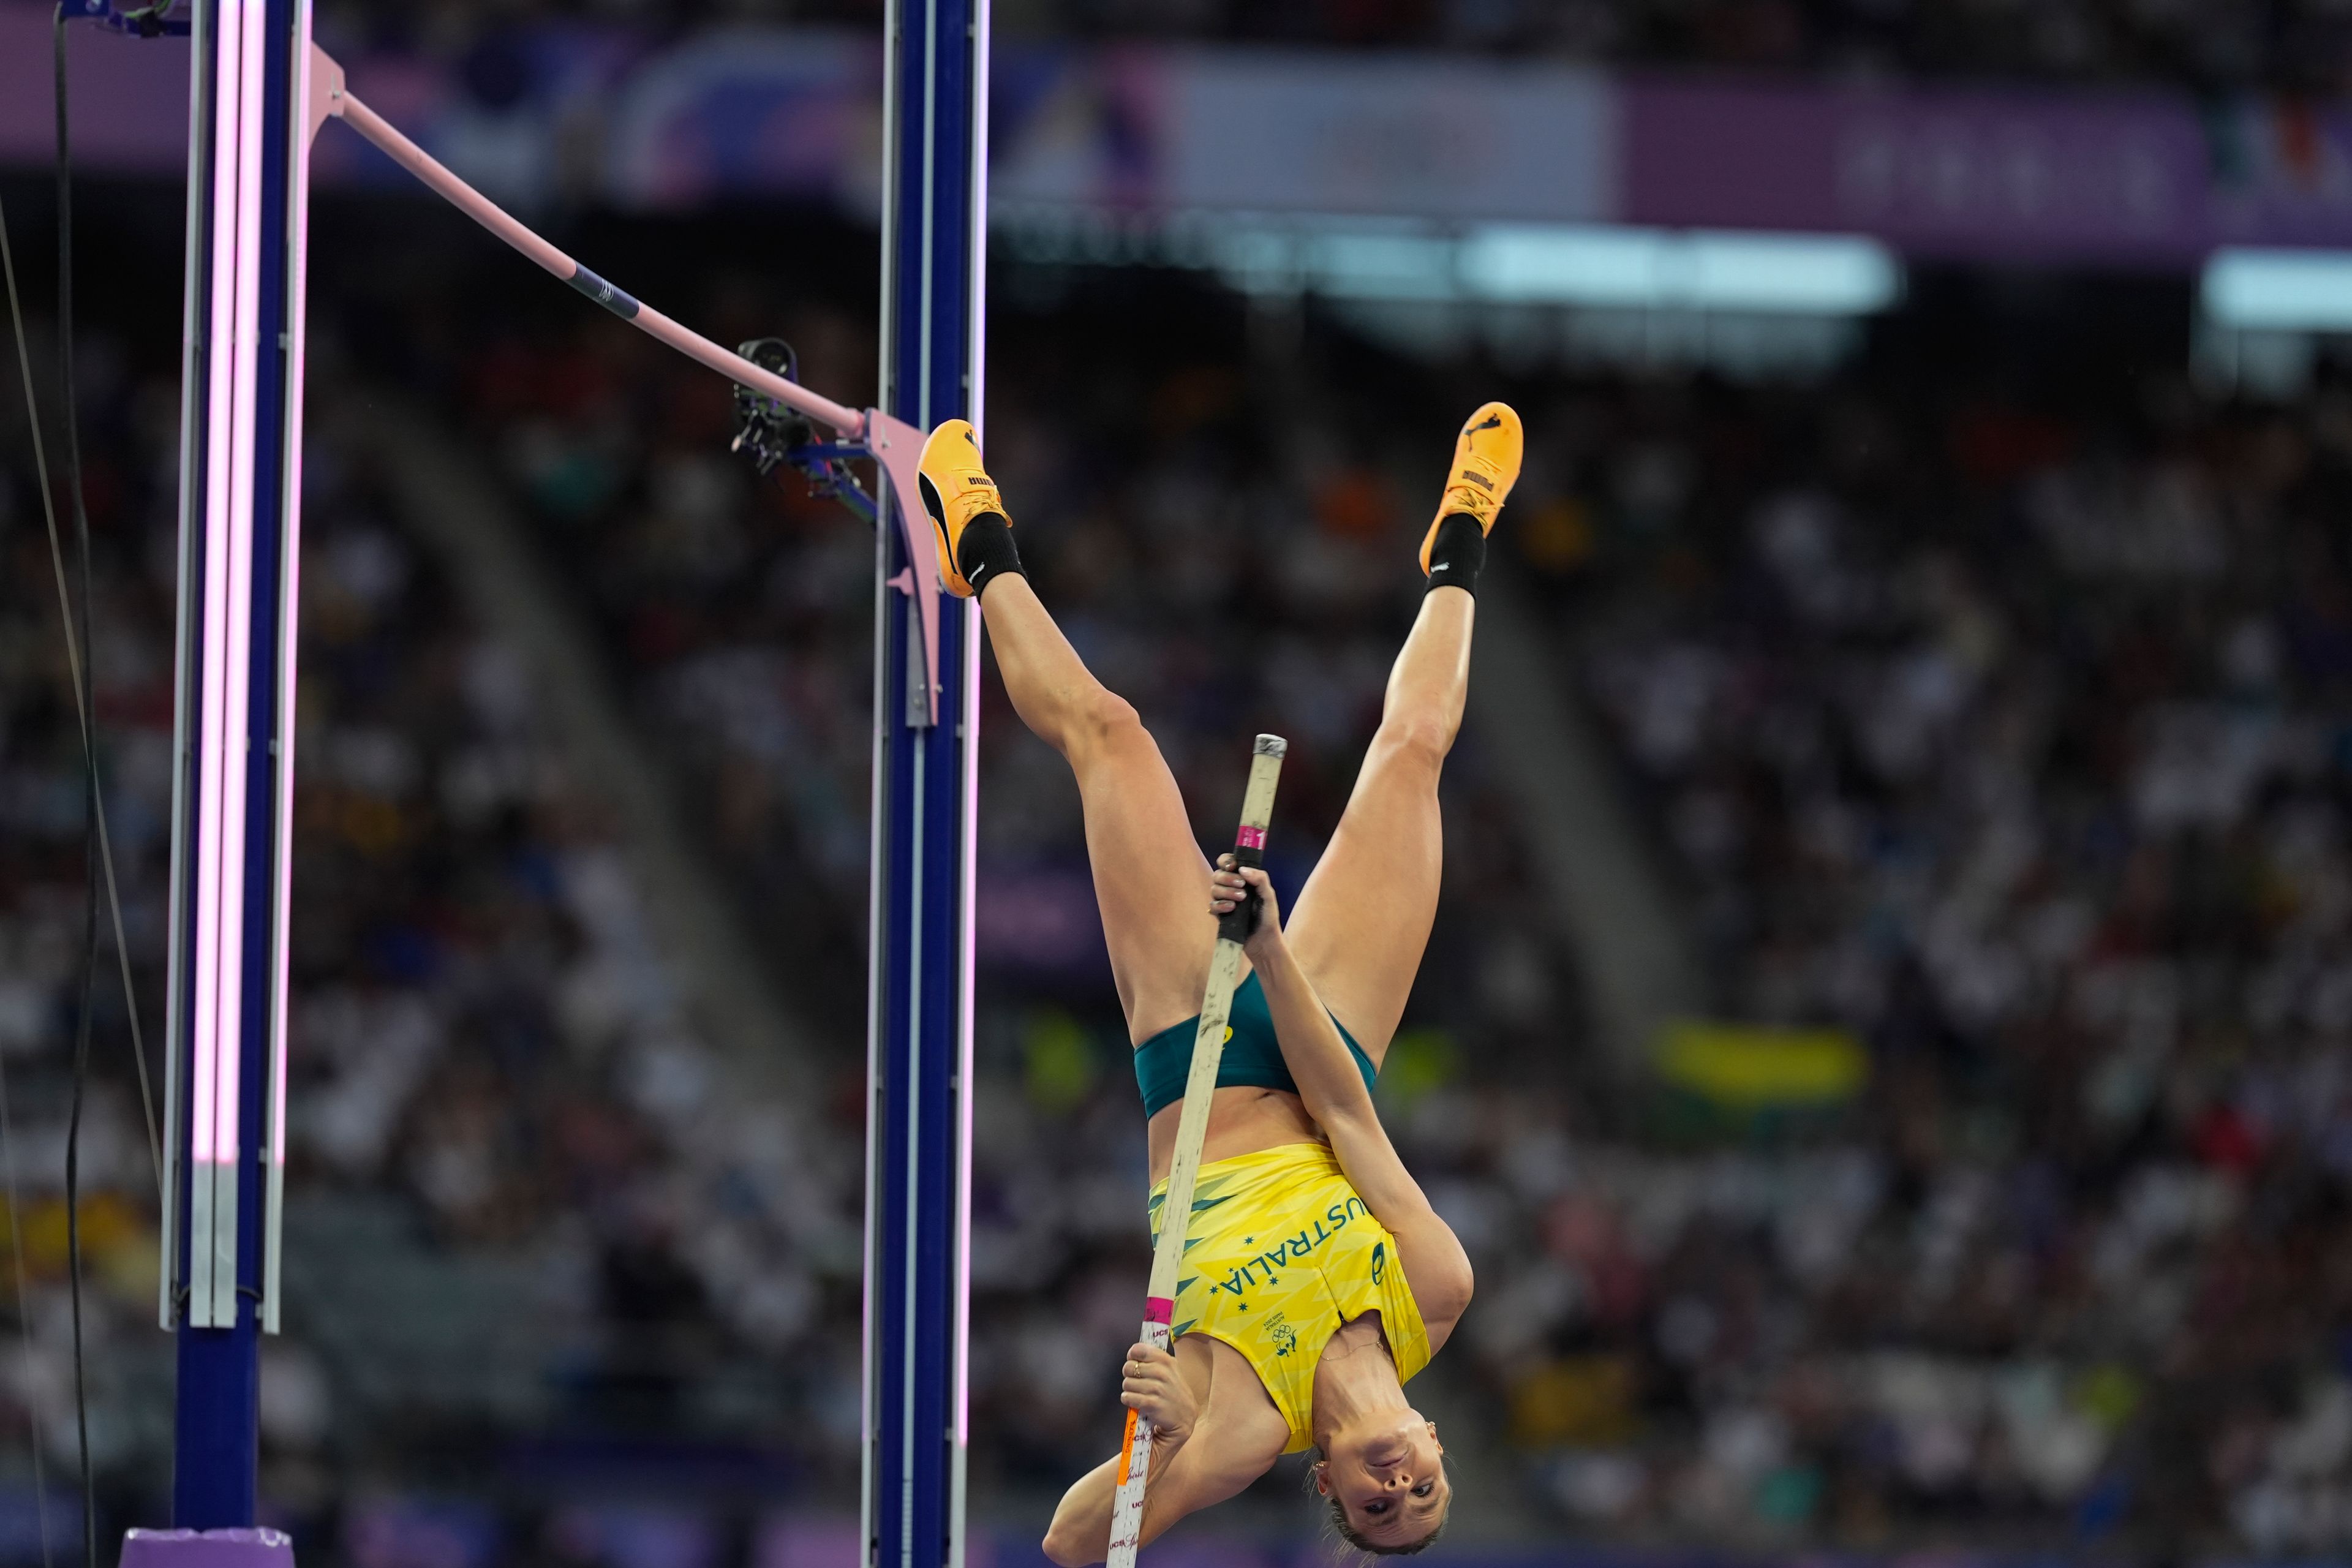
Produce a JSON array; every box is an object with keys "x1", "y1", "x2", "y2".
[
  {"x1": 1107, "y1": 735, "x2": 1287, "y2": 1568},
  {"x1": 311, "y1": 48, "x2": 944, "y2": 724}
]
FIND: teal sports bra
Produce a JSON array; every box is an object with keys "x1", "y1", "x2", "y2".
[{"x1": 1134, "y1": 970, "x2": 1378, "y2": 1118}]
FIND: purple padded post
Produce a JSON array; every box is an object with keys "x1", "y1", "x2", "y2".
[{"x1": 120, "y1": 1528, "x2": 295, "y2": 1568}]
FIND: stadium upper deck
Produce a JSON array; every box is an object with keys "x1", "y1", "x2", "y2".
[{"x1": 321, "y1": 0, "x2": 2352, "y2": 91}]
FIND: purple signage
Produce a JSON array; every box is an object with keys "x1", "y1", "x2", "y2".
[{"x1": 1624, "y1": 75, "x2": 2352, "y2": 266}]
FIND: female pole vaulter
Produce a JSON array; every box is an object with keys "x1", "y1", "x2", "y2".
[{"x1": 916, "y1": 402, "x2": 1522, "y2": 1558}]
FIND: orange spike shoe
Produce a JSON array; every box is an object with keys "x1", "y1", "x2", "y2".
[
  {"x1": 917, "y1": 418, "x2": 1012, "y2": 598},
  {"x1": 1418, "y1": 401, "x2": 1523, "y2": 576}
]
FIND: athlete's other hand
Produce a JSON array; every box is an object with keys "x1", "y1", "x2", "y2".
[
  {"x1": 1210, "y1": 856, "x2": 1283, "y2": 962},
  {"x1": 1120, "y1": 1342, "x2": 1196, "y2": 1446}
]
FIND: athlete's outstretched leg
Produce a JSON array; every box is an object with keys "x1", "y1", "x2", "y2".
[
  {"x1": 1286, "y1": 403, "x2": 1521, "y2": 1061},
  {"x1": 920, "y1": 423, "x2": 1212, "y2": 1041}
]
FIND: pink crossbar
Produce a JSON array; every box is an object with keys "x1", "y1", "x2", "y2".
[
  {"x1": 318, "y1": 56, "x2": 945, "y2": 723},
  {"x1": 331, "y1": 89, "x2": 867, "y2": 442}
]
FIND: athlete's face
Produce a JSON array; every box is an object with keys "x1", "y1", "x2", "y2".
[{"x1": 1320, "y1": 1414, "x2": 1450, "y2": 1550}]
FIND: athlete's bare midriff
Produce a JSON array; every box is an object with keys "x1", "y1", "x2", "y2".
[{"x1": 1144, "y1": 1086, "x2": 1318, "y2": 1188}]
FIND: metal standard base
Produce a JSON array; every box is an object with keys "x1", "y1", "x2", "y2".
[{"x1": 121, "y1": 1529, "x2": 295, "y2": 1568}]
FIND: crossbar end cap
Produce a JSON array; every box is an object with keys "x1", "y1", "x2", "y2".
[{"x1": 1254, "y1": 734, "x2": 1288, "y2": 758}]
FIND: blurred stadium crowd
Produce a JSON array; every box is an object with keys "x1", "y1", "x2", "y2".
[
  {"x1": 0, "y1": 304, "x2": 876, "y2": 1562},
  {"x1": 1542, "y1": 341, "x2": 2352, "y2": 1555},
  {"x1": 11, "y1": 212, "x2": 2352, "y2": 1566},
  {"x1": 322, "y1": 0, "x2": 2352, "y2": 91}
]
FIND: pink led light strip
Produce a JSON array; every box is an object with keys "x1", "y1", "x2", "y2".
[
  {"x1": 190, "y1": 0, "x2": 241, "y2": 1191},
  {"x1": 219, "y1": 0, "x2": 265, "y2": 1182},
  {"x1": 190, "y1": 0, "x2": 270, "y2": 1327}
]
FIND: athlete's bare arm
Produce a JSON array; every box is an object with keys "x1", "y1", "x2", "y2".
[
  {"x1": 1041, "y1": 1338, "x2": 1288, "y2": 1566},
  {"x1": 1212, "y1": 861, "x2": 1476, "y2": 1340}
]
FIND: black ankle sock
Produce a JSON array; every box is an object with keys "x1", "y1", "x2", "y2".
[
  {"x1": 957, "y1": 513, "x2": 1025, "y2": 597},
  {"x1": 1425, "y1": 513, "x2": 1486, "y2": 596}
]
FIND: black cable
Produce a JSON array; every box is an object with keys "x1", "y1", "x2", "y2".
[
  {"x1": 25, "y1": 17, "x2": 164, "y2": 1212},
  {"x1": 9, "y1": 13, "x2": 170, "y2": 1562},
  {"x1": 0, "y1": 173, "x2": 64, "y2": 1568},
  {"x1": 53, "y1": 12, "x2": 101, "y2": 1568}
]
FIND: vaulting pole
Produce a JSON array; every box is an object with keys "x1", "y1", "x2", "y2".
[
  {"x1": 864, "y1": 0, "x2": 987, "y2": 1561},
  {"x1": 157, "y1": 0, "x2": 309, "y2": 1528}
]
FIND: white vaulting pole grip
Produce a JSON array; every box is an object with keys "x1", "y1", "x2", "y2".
[{"x1": 1106, "y1": 734, "x2": 1287, "y2": 1568}]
